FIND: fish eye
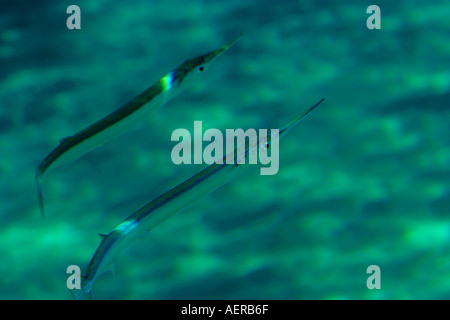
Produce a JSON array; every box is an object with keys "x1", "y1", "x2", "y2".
[{"x1": 198, "y1": 66, "x2": 204, "y2": 73}]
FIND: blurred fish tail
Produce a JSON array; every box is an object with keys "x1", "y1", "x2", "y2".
[{"x1": 70, "y1": 278, "x2": 92, "y2": 300}]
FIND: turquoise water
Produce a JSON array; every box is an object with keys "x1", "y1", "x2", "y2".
[{"x1": 0, "y1": 0, "x2": 449, "y2": 299}]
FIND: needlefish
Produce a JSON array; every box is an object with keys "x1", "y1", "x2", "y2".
[
  {"x1": 71, "y1": 98, "x2": 325, "y2": 300},
  {"x1": 36, "y1": 36, "x2": 241, "y2": 217}
]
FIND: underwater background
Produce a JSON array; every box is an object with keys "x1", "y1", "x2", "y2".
[{"x1": 0, "y1": 0, "x2": 449, "y2": 299}]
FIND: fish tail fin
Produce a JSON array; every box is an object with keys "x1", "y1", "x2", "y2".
[
  {"x1": 70, "y1": 277, "x2": 92, "y2": 300},
  {"x1": 71, "y1": 288, "x2": 91, "y2": 300},
  {"x1": 35, "y1": 169, "x2": 46, "y2": 218}
]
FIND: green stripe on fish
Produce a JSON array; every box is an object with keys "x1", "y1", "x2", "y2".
[{"x1": 36, "y1": 36, "x2": 242, "y2": 217}]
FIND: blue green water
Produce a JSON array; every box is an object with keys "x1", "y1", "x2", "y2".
[{"x1": 0, "y1": 0, "x2": 449, "y2": 299}]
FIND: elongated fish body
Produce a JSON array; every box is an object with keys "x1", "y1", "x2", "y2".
[
  {"x1": 36, "y1": 36, "x2": 242, "y2": 217},
  {"x1": 72, "y1": 98, "x2": 325, "y2": 299}
]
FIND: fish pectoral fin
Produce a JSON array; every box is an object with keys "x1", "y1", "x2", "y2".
[{"x1": 98, "y1": 233, "x2": 108, "y2": 239}]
